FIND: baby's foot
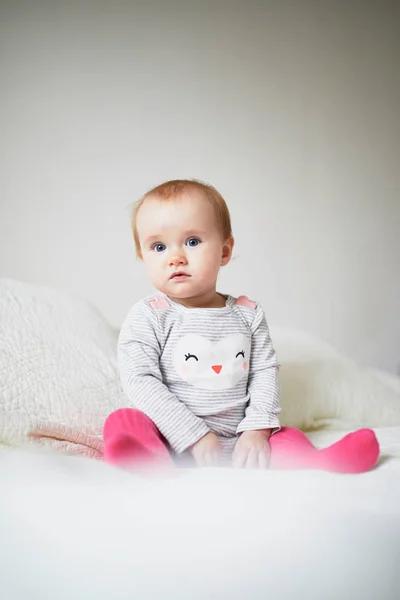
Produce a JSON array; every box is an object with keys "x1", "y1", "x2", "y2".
[
  {"x1": 314, "y1": 428, "x2": 380, "y2": 474},
  {"x1": 269, "y1": 427, "x2": 379, "y2": 474}
]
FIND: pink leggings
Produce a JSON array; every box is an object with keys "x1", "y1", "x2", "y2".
[{"x1": 103, "y1": 408, "x2": 379, "y2": 474}]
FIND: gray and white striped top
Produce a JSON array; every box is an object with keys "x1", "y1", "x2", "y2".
[{"x1": 118, "y1": 293, "x2": 281, "y2": 458}]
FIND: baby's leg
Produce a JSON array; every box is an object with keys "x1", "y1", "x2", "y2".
[
  {"x1": 269, "y1": 427, "x2": 379, "y2": 474},
  {"x1": 103, "y1": 408, "x2": 174, "y2": 468}
]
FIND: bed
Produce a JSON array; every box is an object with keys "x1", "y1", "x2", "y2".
[{"x1": 1, "y1": 278, "x2": 400, "y2": 599}]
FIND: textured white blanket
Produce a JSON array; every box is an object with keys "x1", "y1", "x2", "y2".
[
  {"x1": 0, "y1": 279, "x2": 125, "y2": 456},
  {"x1": 0, "y1": 426, "x2": 399, "y2": 600},
  {"x1": 1, "y1": 278, "x2": 400, "y2": 458}
]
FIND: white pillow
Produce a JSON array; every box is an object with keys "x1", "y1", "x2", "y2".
[
  {"x1": 0, "y1": 279, "x2": 125, "y2": 457},
  {"x1": 271, "y1": 327, "x2": 400, "y2": 430},
  {"x1": 1, "y1": 279, "x2": 400, "y2": 456}
]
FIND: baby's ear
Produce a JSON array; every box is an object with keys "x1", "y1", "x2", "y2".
[{"x1": 221, "y1": 236, "x2": 234, "y2": 266}]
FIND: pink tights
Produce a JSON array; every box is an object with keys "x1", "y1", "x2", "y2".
[{"x1": 103, "y1": 408, "x2": 380, "y2": 474}]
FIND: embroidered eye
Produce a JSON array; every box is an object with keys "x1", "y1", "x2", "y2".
[
  {"x1": 236, "y1": 350, "x2": 245, "y2": 358},
  {"x1": 186, "y1": 237, "x2": 201, "y2": 247},
  {"x1": 185, "y1": 353, "x2": 199, "y2": 362},
  {"x1": 152, "y1": 243, "x2": 166, "y2": 253}
]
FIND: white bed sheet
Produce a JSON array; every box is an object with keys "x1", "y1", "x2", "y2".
[{"x1": 0, "y1": 426, "x2": 400, "y2": 600}]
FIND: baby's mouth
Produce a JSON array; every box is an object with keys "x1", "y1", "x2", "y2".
[{"x1": 170, "y1": 272, "x2": 190, "y2": 280}]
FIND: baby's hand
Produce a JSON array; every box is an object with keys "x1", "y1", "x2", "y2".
[
  {"x1": 232, "y1": 430, "x2": 271, "y2": 469},
  {"x1": 190, "y1": 432, "x2": 220, "y2": 467}
]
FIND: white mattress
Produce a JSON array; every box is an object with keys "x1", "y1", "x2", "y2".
[{"x1": 1, "y1": 426, "x2": 400, "y2": 600}]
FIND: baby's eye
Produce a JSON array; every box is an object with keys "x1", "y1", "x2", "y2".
[
  {"x1": 186, "y1": 237, "x2": 201, "y2": 248},
  {"x1": 152, "y1": 243, "x2": 166, "y2": 253},
  {"x1": 185, "y1": 353, "x2": 199, "y2": 362},
  {"x1": 236, "y1": 350, "x2": 245, "y2": 358}
]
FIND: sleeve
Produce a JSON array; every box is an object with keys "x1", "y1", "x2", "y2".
[
  {"x1": 236, "y1": 304, "x2": 281, "y2": 434},
  {"x1": 117, "y1": 301, "x2": 210, "y2": 454}
]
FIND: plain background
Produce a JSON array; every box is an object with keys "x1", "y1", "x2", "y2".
[{"x1": 1, "y1": 0, "x2": 399, "y2": 373}]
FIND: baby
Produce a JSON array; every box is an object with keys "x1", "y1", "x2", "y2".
[{"x1": 104, "y1": 179, "x2": 379, "y2": 472}]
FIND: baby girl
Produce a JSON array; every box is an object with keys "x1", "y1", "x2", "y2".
[{"x1": 103, "y1": 179, "x2": 379, "y2": 472}]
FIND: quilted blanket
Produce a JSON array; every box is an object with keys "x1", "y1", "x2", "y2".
[{"x1": 0, "y1": 279, "x2": 126, "y2": 457}]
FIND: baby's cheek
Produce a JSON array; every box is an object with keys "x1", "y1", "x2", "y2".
[{"x1": 243, "y1": 361, "x2": 248, "y2": 370}]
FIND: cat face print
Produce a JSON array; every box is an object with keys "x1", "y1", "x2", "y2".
[{"x1": 172, "y1": 334, "x2": 251, "y2": 390}]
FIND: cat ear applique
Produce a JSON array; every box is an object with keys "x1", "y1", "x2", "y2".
[
  {"x1": 148, "y1": 296, "x2": 172, "y2": 310},
  {"x1": 235, "y1": 295, "x2": 256, "y2": 310}
]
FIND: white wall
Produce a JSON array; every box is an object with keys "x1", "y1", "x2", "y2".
[{"x1": 1, "y1": 0, "x2": 399, "y2": 372}]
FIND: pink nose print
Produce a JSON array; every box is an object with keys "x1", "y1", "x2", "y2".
[{"x1": 212, "y1": 365, "x2": 222, "y2": 374}]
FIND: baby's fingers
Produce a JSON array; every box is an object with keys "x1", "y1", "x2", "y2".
[
  {"x1": 245, "y1": 447, "x2": 258, "y2": 469},
  {"x1": 232, "y1": 446, "x2": 248, "y2": 469},
  {"x1": 194, "y1": 453, "x2": 205, "y2": 467},
  {"x1": 204, "y1": 451, "x2": 218, "y2": 467},
  {"x1": 258, "y1": 448, "x2": 270, "y2": 470}
]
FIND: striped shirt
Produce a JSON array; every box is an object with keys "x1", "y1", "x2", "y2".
[{"x1": 118, "y1": 293, "x2": 281, "y2": 459}]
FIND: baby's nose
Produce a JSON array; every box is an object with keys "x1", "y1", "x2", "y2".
[{"x1": 169, "y1": 253, "x2": 187, "y2": 266}]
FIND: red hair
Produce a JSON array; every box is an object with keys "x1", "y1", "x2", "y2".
[{"x1": 132, "y1": 179, "x2": 233, "y2": 257}]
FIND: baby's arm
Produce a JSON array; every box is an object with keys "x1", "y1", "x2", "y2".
[
  {"x1": 237, "y1": 303, "x2": 281, "y2": 433},
  {"x1": 118, "y1": 301, "x2": 210, "y2": 455},
  {"x1": 234, "y1": 303, "x2": 281, "y2": 467}
]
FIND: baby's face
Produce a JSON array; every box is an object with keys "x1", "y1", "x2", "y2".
[{"x1": 136, "y1": 191, "x2": 232, "y2": 302}]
